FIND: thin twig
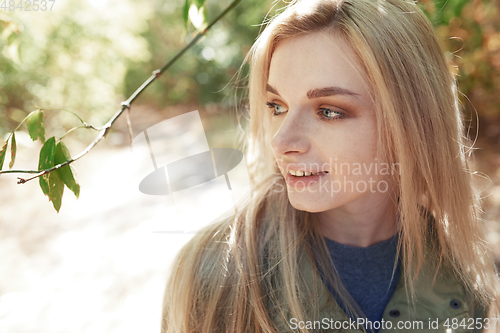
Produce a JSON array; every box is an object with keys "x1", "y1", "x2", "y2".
[
  {"x1": 1, "y1": 0, "x2": 242, "y2": 184},
  {"x1": 125, "y1": 107, "x2": 133, "y2": 150}
]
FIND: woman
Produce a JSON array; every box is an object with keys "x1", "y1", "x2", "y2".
[{"x1": 162, "y1": 0, "x2": 499, "y2": 332}]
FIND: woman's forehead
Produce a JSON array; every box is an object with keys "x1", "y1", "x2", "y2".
[{"x1": 267, "y1": 32, "x2": 369, "y2": 98}]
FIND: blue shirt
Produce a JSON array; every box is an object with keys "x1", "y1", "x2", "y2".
[{"x1": 322, "y1": 234, "x2": 401, "y2": 332}]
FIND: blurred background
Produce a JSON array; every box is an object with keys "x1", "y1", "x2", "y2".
[{"x1": 0, "y1": 0, "x2": 499, "y2": 332}]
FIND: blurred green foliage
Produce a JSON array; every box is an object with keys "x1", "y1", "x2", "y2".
[
  {"x1": 123, "y1": 0, "x2": 272, "y2": 107},
  {"x1": 0, "y1": 0, "x2": 153, "y2": 139},
  {"x1": 0, "y1": 0, "x2": 275, "y2": 141}
]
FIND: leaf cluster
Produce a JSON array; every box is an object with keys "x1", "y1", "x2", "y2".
[{"x1": 0, "y1": 109, "x2": 80, "y2": 212}]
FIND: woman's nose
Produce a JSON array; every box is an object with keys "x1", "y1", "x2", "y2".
[{"x1": 270, "y1": 111, "x2": 310, "y2": 156}]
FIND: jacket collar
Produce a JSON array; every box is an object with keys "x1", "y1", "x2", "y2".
[{"x1": 297, "y1": 245, "x2": 472, "y2": 332}]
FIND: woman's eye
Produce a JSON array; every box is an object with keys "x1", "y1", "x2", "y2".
[
  {"x1": 266, "y1": 102, "x2": 288, "y2": 115},
  {"x1": 266, "y1": 102, "x2": 345, "y2": 122},
  {"x1": 318, "y1": 108, "x2": 344, "y2": 122}
]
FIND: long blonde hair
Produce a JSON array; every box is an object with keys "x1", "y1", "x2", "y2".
[{"x1": 161, "y1": 0, "x2": 499, "y2": 332}]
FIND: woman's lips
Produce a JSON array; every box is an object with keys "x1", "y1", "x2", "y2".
[{"x1": 284, "y1": 171, "x2": 328, "y2": 187}]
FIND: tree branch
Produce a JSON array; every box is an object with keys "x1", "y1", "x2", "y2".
[{"x1": 0, "y1": 0, "x2": 242, "y2": 184}]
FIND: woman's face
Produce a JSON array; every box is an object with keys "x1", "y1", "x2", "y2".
[{"x1": 267, "y1": 32, "x2": 394, "y2": 215}]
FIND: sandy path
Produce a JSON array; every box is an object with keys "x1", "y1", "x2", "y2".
[{"x1": 0, "y1": 106, "x2": 246, "y2": 333}]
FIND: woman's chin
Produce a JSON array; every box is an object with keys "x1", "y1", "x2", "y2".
[{"x1": 287, "y1": 196, "x2": 329, "y2": 213}]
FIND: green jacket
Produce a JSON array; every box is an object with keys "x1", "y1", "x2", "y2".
[{"x1": 272, "y1": 248, "x2": 488, "y2": 333}]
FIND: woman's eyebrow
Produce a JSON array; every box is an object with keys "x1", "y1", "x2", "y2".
[
  {"x1": 266, "y1": 84, "x2": 360, "y2": 99},
  {"x1": 307, "y1": 87, "x2": 360, "y2": 99},
  {"x1": 266, "y1": 84, "x2": 280, "y2": 96}
]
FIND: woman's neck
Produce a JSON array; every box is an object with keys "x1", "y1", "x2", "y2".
[{"x1": 316, "y1": 192, "x2": 398, "y2": 247}]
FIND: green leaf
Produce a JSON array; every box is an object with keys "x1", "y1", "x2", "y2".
[
  {"x1": 55, "y1": 141, "x2": 80, "y2": 198},
  {"x1": 38, "y1": 137, "x2": 65, "y2": 212},
  {"x1": 9, "y1": 132, "x2": 16, "y2": 169},
  {"x1": 38, "y1": 137, "x2": 56, "y2": 196},
  {"x1": 202, "y1": 5, "x2": 209, "y2": 30},
  {"x1": 183, "y1": 0, "x2": 190, "y2": 29},
  {"x1": 27, "y1": 110, "x2": 46, "y2": 143},
  {"x1": 0, "y1": 140, "x2": 7, "y2": 171},
  {"x1": 48, "y1": 171, "x2": 64, "y2": 212},
  {"x1": 189, "y1": 4, "x2": 208, "y2": 32},
  {"x1": 193, "y1": 0, "x2": 204, "y2": 9}
]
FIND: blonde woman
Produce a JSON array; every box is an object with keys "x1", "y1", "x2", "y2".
[{"x1": 161, "y1": 0, "x2": 499, "y2": 332}]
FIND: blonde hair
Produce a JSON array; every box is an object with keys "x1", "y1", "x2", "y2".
[{"x1": 161, "y1": 0, "x2": 499, "y2": 332}]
